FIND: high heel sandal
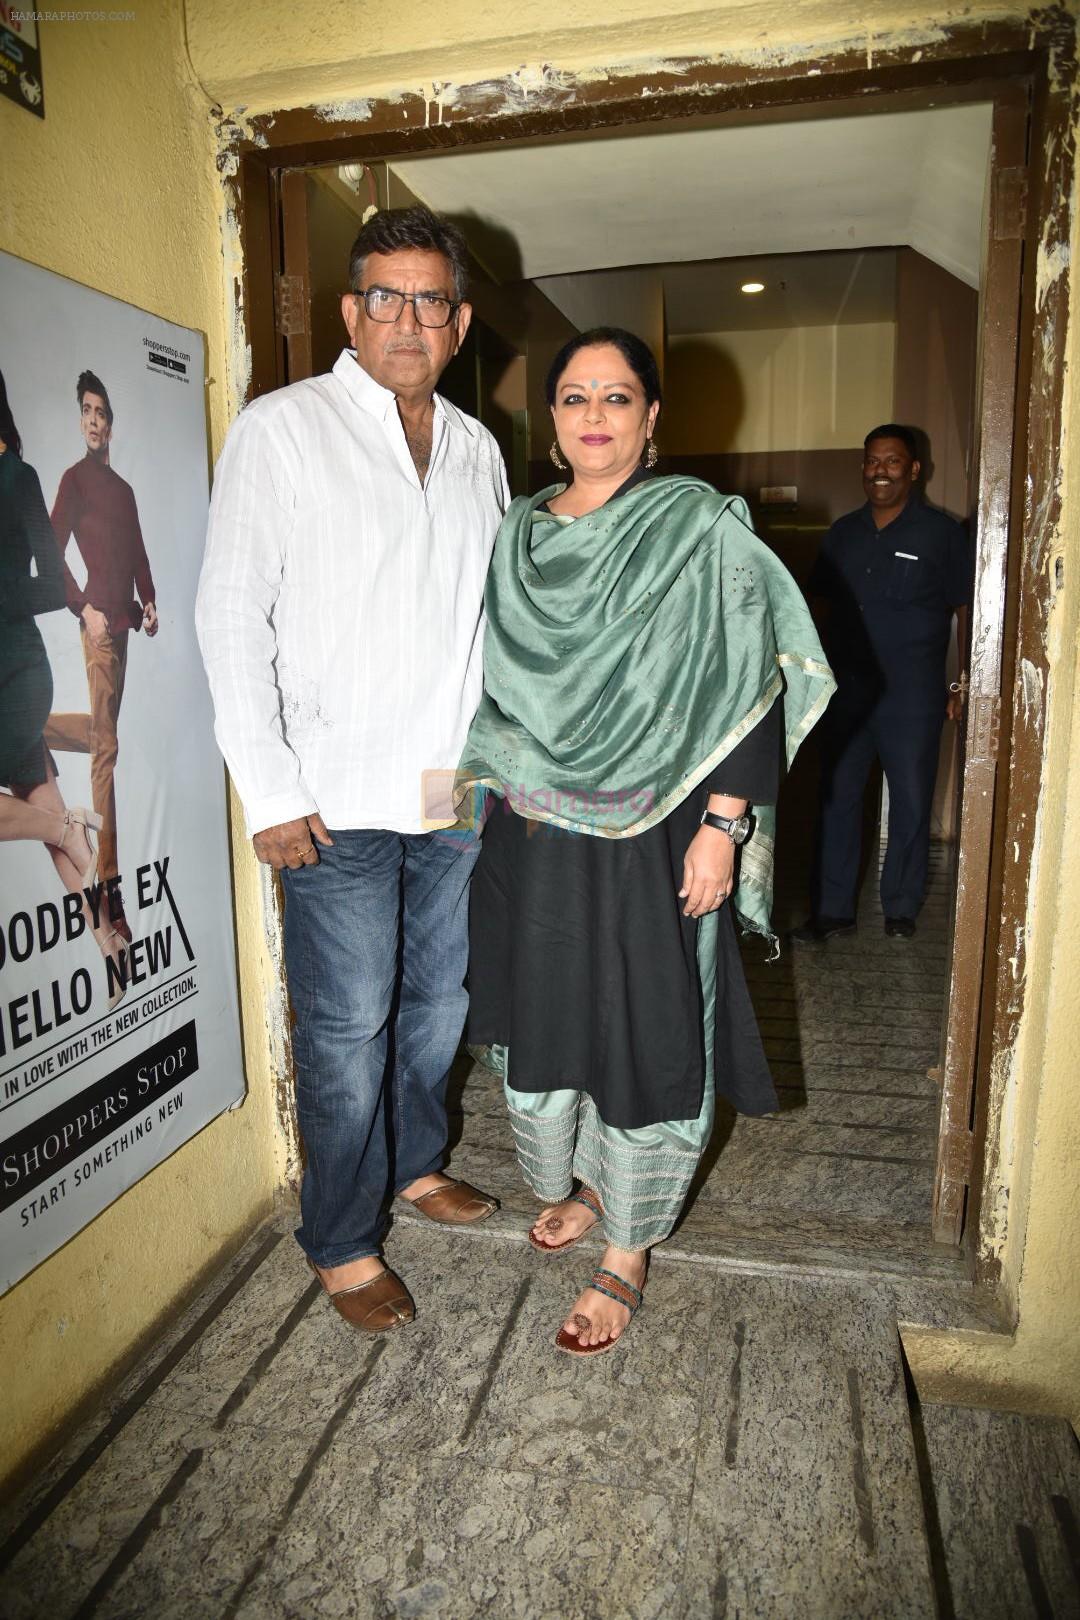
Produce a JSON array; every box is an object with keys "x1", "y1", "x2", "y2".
[
  {"x1": 95, "y1": 927, "x2": 129, "y2": 1011},
  {"x1": 57, "y1": 806, "x2": 103, "y2": 891}
]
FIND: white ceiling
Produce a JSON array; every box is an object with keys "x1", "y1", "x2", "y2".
[{"x1": 391, "y1": 103, "x2": 992, "y2": 290}]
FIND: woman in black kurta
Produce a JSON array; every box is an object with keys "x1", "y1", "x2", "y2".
[
  {"x1": 459, "y1": 329, "x2": 833, "y2": 1354},
  {"x1": 470, "y1": 472, "x2": 782, "y2": 1135}
]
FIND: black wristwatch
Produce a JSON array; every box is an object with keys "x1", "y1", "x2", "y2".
[{"x1": 702, "y1": 810, "x2": 752, "y2": 844}]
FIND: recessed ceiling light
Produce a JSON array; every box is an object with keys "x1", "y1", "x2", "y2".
[{"x1": 741, "y1": 281, "x2": 766, "y2": 294}]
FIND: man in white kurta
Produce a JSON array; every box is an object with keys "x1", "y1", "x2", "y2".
[{"x1": 196, "y1": 207, "x2": 508, "y2": 1333}]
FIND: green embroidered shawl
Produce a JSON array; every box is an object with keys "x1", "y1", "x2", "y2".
[{"x1": 457, "y1": 476, "x2": 835, "y2": 947}]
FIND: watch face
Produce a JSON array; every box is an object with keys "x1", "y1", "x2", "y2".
[{"x1": 732, "y1": 815, "x2": 751, "y2": 844}]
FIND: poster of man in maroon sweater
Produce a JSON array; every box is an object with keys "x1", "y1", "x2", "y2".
[{"x1": 45, "y1": 370, "x2": 158, "y2": 931}]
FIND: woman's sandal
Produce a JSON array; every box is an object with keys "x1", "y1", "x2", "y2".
[
  {"x1": 95, "y1": 928, "x2": 129, "y2": 1011},
  {"x1": 528, "y1": 1186, "x2": 604, "y2": 1254},
  {"x1": 554, "y1": 1266, "x2": 644, "y2": 1356},
  {"x1": 57, "y1": 806, "x2": 103, "y2": 890}
]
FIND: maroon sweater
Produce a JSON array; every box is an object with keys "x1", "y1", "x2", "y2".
[{"x1": 51, "y1": 453, "x2": 156, "y2": 633}]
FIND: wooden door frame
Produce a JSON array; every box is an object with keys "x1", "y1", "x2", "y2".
[
  {"x1": 224, "y1": 15, "x2": 1076, "y2": 1285},
  {"x1": 931, "y1": 85, "x2": 1030, "y2": 1246}
]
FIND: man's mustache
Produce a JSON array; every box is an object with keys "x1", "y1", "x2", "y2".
[{"x1": 386, "y1": 339, "x2": 428, "y2": 353}]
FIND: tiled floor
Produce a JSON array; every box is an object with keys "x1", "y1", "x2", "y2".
[
  {"x1": 914, "y1": 1402, "x2": 1080, "y2": 1618},
  {"x1": 712, "y1": 839, "x2": 956, "y2": 1269},
  {"x1": 0, "y1": 1221, "x2": 941, "y2": 1620},
  {"x1": 3, "y1": 1213, "x2": 1076, "y2": 1618},
  {"x1": 4, "y1": 834, "x2": 1078, "y2": 1617}
]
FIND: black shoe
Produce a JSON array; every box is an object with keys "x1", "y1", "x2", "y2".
[
  {"x1": 791, "y1": 915, "x2": 857, "y2": 943},
  {"x1": 884, "y1": 916, "x2": 916, "y2": 938}
]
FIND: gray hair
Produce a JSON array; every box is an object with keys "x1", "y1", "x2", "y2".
[{"x1": 348, "y1": 205, "x2": 469, "y2": 303}]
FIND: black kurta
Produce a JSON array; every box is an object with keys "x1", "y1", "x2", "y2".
[{"x1": 468, "y1": 698, "x2": 782, "y2": 1130}]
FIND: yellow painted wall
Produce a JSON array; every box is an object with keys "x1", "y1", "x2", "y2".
[
  {"x1": 1, "y1": 0, "x2": 1078, "y2": 1492},
  {"x1": 0, "y1": 8, "x2": 285, "y2": 1494},
  {"x1": 665, "y1": 324, "x2": 896, "y2": 454}
]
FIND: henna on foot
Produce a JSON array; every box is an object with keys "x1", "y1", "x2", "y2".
[
  {"x1": 530, "y1": 1186, "x2": 602, "y2": 1251},
  {"x1": 559, "y1": 1244, "x2": 647, "y2": 1348}
]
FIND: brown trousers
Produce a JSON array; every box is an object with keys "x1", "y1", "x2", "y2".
[{"x1": 45, "y1": 626, "x2": 129, "y2": 881}]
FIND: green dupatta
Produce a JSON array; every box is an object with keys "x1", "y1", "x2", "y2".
[{"x1": 456, "y1": 476, "x2": 835, "y2": 948}]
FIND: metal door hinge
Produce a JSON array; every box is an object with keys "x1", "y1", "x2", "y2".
[
  {"x1": 274, "y1": 273, "x2": 308, "y2": 337},
  {"x1": 970, "y1": 693, "x2": 1002, "y2": 763},
  {"x1": 994, "y1": 167, "x2": 1028, "y2": 241}
]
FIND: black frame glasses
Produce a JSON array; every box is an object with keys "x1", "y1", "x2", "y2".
[{"x1": 355, "y1": 285, "x2": 460, "y2": 329}]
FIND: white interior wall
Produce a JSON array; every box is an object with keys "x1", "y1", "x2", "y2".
[
  {"x1": 664, "y1": 323, "x2": 896, "y2": 455},
  {"x1": 526, "y1": 267, "x2": 667, "y2": 458}
]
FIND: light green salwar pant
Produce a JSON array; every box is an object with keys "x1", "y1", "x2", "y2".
[{"x1": 490, "y1": 908, "x2": 719, "y2": 1251}]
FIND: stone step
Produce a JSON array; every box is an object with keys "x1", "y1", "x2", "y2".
[
  {"x1": 0, "y1": 1219, "x2": 940, "y2": 1620},
  {"x1": 913, "y1": 1400, "x2": 1080, "y2": 1618},
  {"x1": 682, "y1": 1270, "x2": 937, "y2": 1618}
]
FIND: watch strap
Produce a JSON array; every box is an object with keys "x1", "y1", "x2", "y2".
[{"x1": 702, "y1": 811, "x2": 740, "y2": 837}]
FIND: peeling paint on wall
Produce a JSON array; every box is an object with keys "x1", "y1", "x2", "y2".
[
  {"x1": 981, "y1": 1046, "x2": 1017, "y2": 1266},
  {"x1": 228, "y1": 13, "x2": 980, "y2": 140},
  {"x1": 1037, "y1": 239, "x2": 1072, "y2": 309},
  {"x1": 1019, "y1": 657, "x2": 1046, "y2": 729},
  {"x1": 212, "y1": 110, "x2": 260, "y2": 416},
  {"x1": 260, "y1": 867, "x2": 302, "y2": 1191},
  {"x1": 315, "y1": 96, "x2": 375, "y2": 122}
]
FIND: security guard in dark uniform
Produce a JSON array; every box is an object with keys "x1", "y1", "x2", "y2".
[{"x1": 795, "y1": 424, "x2": 971, "y2": 941}]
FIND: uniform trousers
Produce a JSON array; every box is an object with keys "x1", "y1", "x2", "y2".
[{"x1": 811, "y1": 695, "x2": 943, "y2": 922}]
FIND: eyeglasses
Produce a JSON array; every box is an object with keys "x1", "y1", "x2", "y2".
[{"x1": 355, "y1": 286, "x2": 460, "y2": 328}]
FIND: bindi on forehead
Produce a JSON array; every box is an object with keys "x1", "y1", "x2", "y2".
[{"x1": 559, "y1": 375, "x2": 638, "y2": 393}]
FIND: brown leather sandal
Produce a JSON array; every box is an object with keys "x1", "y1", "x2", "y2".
[
  {"x1": 308, "y1": 1260, "x2": 414, "y2": 1333},
  {"x1": 555, "y1": 1267, "x2": 644, "y2": 1356},
  {"x1": 528, "y1": 1186, "x2": 604, "y2": 1254},
  {"x1": 399, "y1": 1178, "x2": 498, "y2": 1226}
]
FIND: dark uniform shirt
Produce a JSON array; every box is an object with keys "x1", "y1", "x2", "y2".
[{"x1": 808, "y1": 497, "x2": 971, "y2": 711}]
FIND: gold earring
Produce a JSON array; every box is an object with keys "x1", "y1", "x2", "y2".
[
  {"x1": 549, "y1": 440, "x2": 568, "y2": 471},
  {"x1": 644, "y1": 438, "x2": 658, "y2": 469}
]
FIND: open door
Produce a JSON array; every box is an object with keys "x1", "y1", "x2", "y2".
[{"x1": 932, "y1": 91, "x2": 1029, "y2": 1245}]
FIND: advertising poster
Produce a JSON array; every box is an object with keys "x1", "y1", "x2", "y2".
[
  {"x1": 0, "y1": 6, "x2": 44, "y2": 119},
  {"x1": 0, "y1": 252, "x2": 244, "y2": 1292}
]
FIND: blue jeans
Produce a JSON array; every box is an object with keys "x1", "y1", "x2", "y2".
[{"x1": 281, "y1": 828, "x2": 479, "y2": 1268}]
